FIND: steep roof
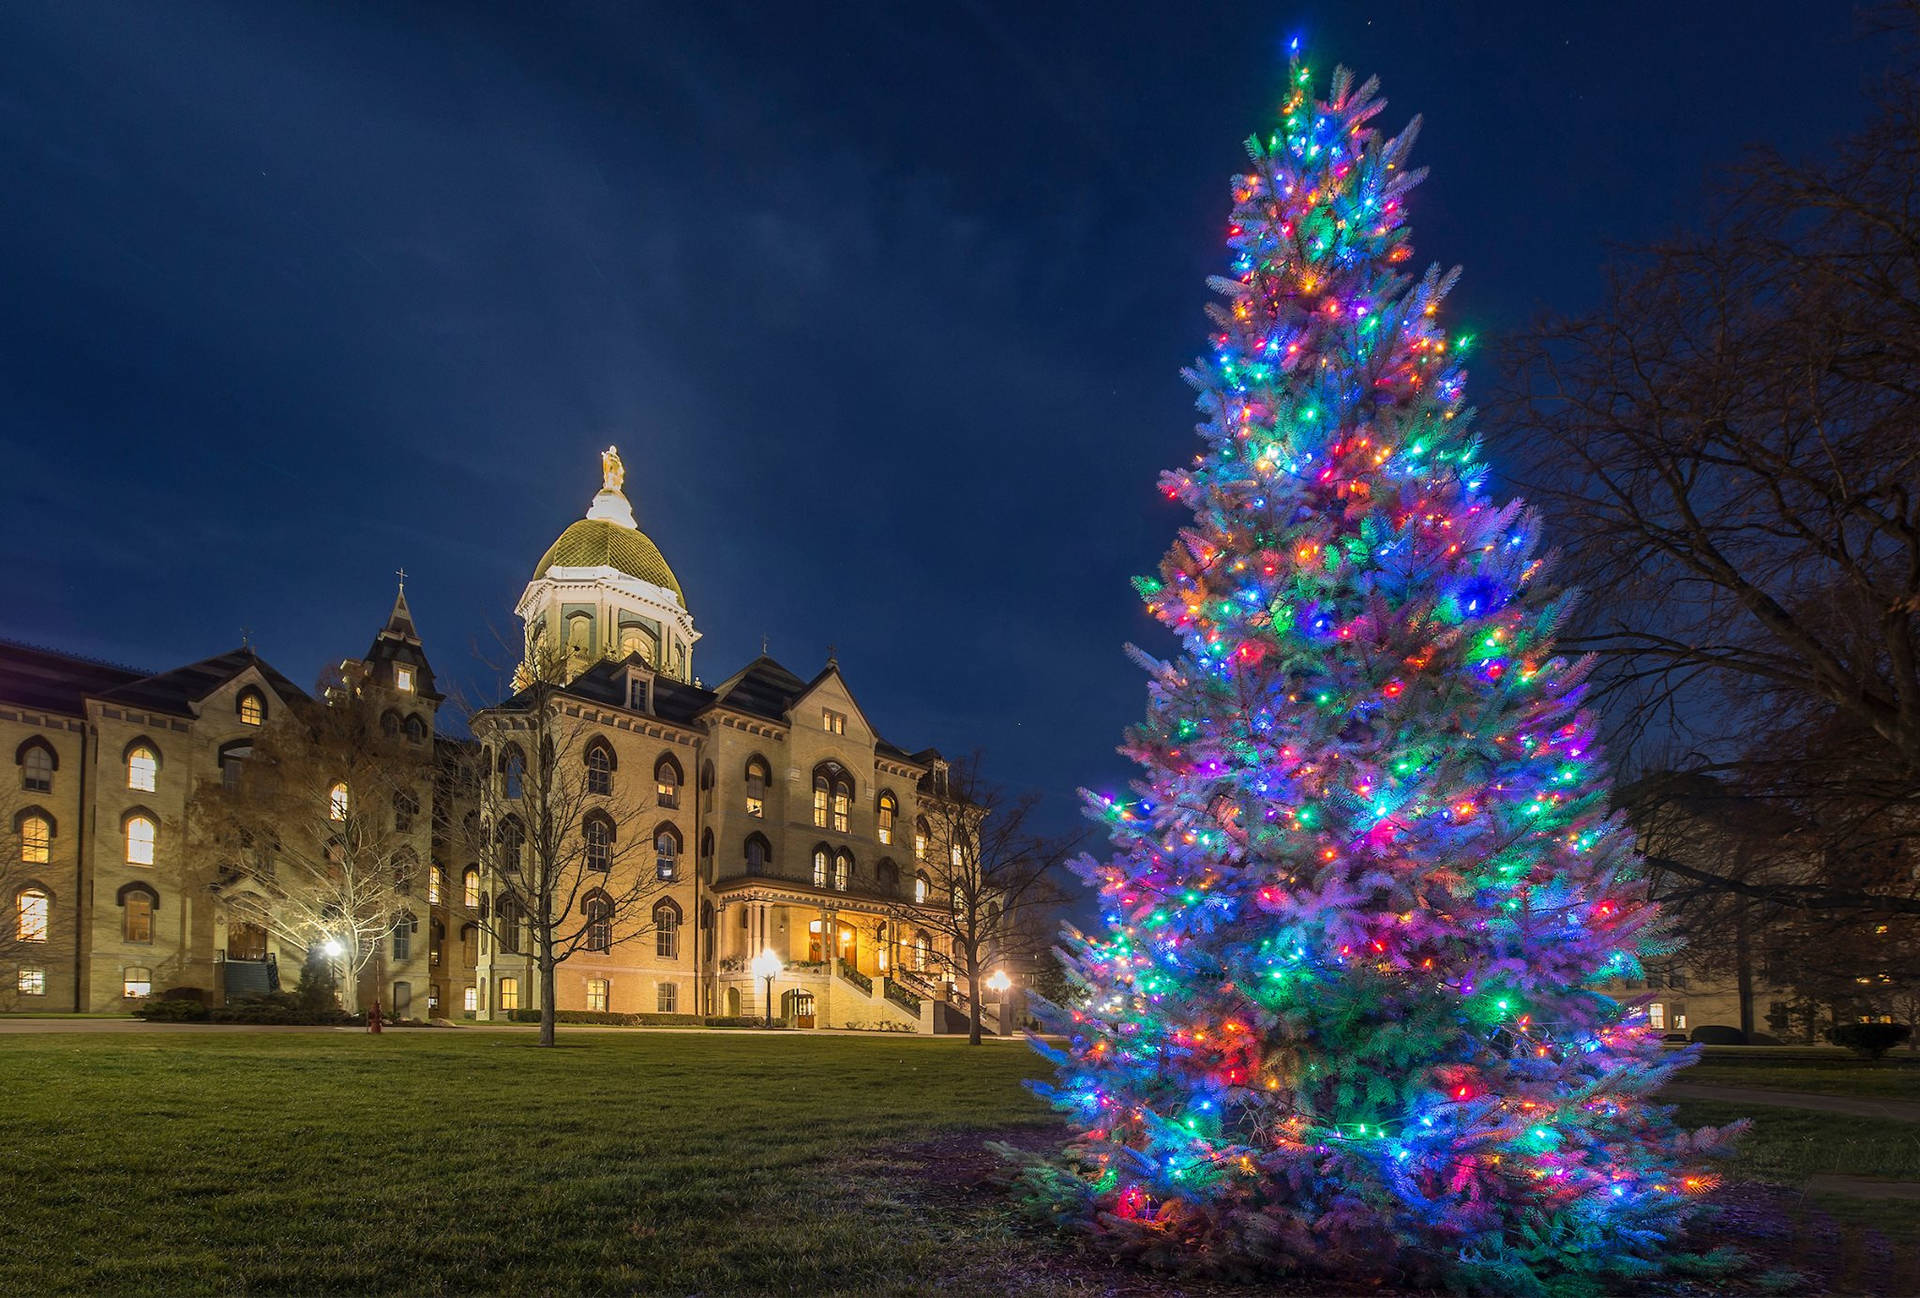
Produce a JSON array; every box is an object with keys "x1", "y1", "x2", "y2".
[
  {"x1": 705, "y1": 655, "x2": 810, "y2": 724},
  {"x1": 96, "y1": 648, "x2": 311, "y2": 718},
  {"x1": 553, "y1": 655, "x2": 715, "y2": 726},
  {"x1": 0, "y1": 640, "x2": 148, "y2": 716},
  {"x1": 363, "y1": 584, "x2": 441, "y2": 700}
]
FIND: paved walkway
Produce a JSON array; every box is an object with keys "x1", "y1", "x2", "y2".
[{"x1": 1661, "y1": 1081, "x2": 1920, "y2": 1123}]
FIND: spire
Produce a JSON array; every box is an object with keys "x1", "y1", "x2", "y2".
[
  {"x1": 585, "y1": 444, "x2": 638, "y2": 529},
  {"x1": 384, "y1": 571, "x2": 418, "y2": 642}
]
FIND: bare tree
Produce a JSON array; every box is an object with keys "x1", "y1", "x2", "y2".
[
  {"x1": 186, "y1": 678, "x2": 425, "y2": 1010},
  {"x1": 1498, "y1": 16, "x2": 1920, "y2": 922},
  {"x1": 458, "y1": 642, "x2": 667, "y2": 1046},
  {"x1": 882, "y1": 755, "x2": 1075, "y2": 1045}
]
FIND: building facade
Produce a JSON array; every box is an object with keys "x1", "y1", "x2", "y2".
[{"x1": 3, "y1": 449, "x2": 991, "y2": 1031}]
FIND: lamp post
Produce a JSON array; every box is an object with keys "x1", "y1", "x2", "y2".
[
  {"x1": 751, "y1": 947, "x2": 784, "y2": 1030},
  {"x1": 985, "y1": 968, "x2": 1012, "y2": 998}
]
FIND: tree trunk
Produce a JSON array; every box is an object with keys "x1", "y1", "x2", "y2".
[
  {"x1": 539, "y1": 954, "x2": 556, "y2": 1047},
  {"x1": 1734, "y1": 898, "x2": 1754, "y2": 1039},
  {"x1": 966, "y1": 952, "x2": 982, "y2": 1046}
]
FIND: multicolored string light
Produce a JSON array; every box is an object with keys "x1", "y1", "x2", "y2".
[{"x1": 1014, "y1": 54, "x2": 1742, "y2": 1289}]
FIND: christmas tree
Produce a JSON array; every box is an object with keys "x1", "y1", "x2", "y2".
[{"x1": 1014, "y1": 57, "x2": 1741, "y2": 1292}]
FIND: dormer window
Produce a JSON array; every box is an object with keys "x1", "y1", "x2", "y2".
[
  {"x1": 395, "y1": 665, "x2": 414, "y2": 693},
  {"x1": 236, "y1": 690, "x2": 266, "y2": 727}
]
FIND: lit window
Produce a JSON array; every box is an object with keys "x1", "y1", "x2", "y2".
[
  {"x1": 21, "y1": 814, "x2": 51, "y2": 865},
  {"x1": 878, "y1": 793, "x2": 896, "y2": 845},
  {"x1": 914, "y1": 818, "x2": 929, "y2": 862},
  {"x1": 586, "y1": 744, "x2": 612, "y2": 796},
  {"x1": 237, "y1": 691, "x2": 265, "y2": 726},
  {"x1": 463, "y1": 868, "x2": 480, "y2": 909},
  {"x1": 813, "y1": 776, "x2": 829, "y2": 828},
  {"x1": 127, "y1": 745, "x2": 158, "y2": 792},
  {"x1": 587, "y1": 978, "x2": 609, "y2": 1012},
  {"x1": 499, "y1": 978, "x2": 519, "y2": 1011},
  {"x1": 428, "y1": 866, "x2": 443, "y2": 905},
  {"x1": 124, "y1": 891, "x2": 153, "y2": 943},
  {"x1": 832, "y1": 783, "x2": 850, "y2": 834},
  {"x1": 463, "y1": 986, "x2": 477, "y2": 1013},
  {"x1": 654, "y1": 829, "x2": 678, "y2": 880},
  {"x1": 813, "y1": 849, "x2": 829, "y2": 889},
  {"x1": 655, "y1": 758, "x2": 680, "y2": 808},
  {"x1": 656, "y1": 982, "x2": 678, "y2": 1013},
  {"x1": 951, "y1": 842, "x2": 963, "y2": 868},
  {"x1": 822, "y1": 708, "x2": 846, "y2": 735},
  {"x1": 1649, "y1": 1003, "x2": 1666, "y2": 1031},
  {"x1": 328, "y1": 783, "x2": 350, "y2": 822},
  {"x1": 586, "y1": 817, "x2": 613, "y2": 872},
  {"x1": 123, "y1": 966, "x2": 152, "y2": 999},
  {"x1": 914, "y1": 872, "x2": 929, "y2": 904},
  {"x1": 913, "y1": 932, "x2": 930, "y2": 972},
  {"x1": 17, "y1": 968, "x2": 45, "y2": 996},
  {"x1": 395, "y1": 665, "x2": 414, "y2": 693},
  {"x1": 655, "y1": 901, "x2": 680, "y2": 958},
  {"x1": 745, "y1": 760, "x2": 768, "y2": 817},
  {"x1": 125, "y1": 815, "x2": 156, "y2": 866},
  {"x1": 16, "y1": 890, "x2": 48, "y2": 943},
  {"x1": 20, "y1": 744, "x2": 53, "y2": 793},
  {"x1": 833, "y1": 852, "x2": 850, "y2": 892}
]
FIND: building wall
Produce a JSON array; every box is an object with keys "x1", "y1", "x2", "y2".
[{"x1": 2, "y1": 705, "x2": 87, "y2": 1011}]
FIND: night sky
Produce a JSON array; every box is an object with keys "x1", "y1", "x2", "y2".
[{"x1": 0, "y1": 2, "x2": 1894, "y2": 831}]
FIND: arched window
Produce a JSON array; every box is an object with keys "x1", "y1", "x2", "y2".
[
  {"x1": 125, "y1": 813, "x2": 156, "y2": 866},
  {"x1": 654, "y1": 899, "x2": 682, "y2": 959},
  {"x1": 876, "y1": 858, "x2": 899, "y2": 891},
  {"x1": 430, "y1": 918, "x2": 445, "y2": 966},
  {"x1": 914, "y1": 870, "x2": 930, "y2": 905},
  {"x1": 462, "y1": 867, "x2": 480, "y2": 909},
  {"x1": 403, "y1": 714, "x2": 428, "y2": 744},
  {"x1": 812, "y1": 846, "x2": 829, "y2": 889},
  {"x1": 699, "y1": 761, "x2": 715, "y2": 792},
  {"x1": 654, "y1": 754, "x2": 682, "y2": 808},
  {"x1": 584, "y1": 890, "x2": 613, "y2": 952},
  {"x1": 500, "y1": 745, "x2": 526, "y2": 800},
  {"x1": 16, "y1": 887, "x2": 50, "y2": 942},
  {"x1": 832, "y1": 780, "x2": 851, "y2": 834},
  {"x1": 328, "y1": 782, "x2": 350, "y2": 822},
  {"x1": 18, "y1": 811, "x2": 52, "y2": 865},
  {"x1": 392, "y1": 911, "x2": 418, "y2": 961},
  {"x1": 745, "y1": 834, "x2": 770, "y2": 876},
  {"x1": 236, "y1": 689, "x2": 266, "y2": 726},
  {"x1": 496, "y1": 896, "x2": 522, "y2": 953},
  {"x1": 380, "y1": 710, "x2": 402, "y2": 738},
  {"x1": 428, "y1": 866, "x2": 443, "y2": 905},
  {"x1": 913, "y1": 930, "x2": 931, "y2": 973},
  {"x1": 390, "y1": 846, "x2": 418, "y2": 893},
  {"x1": 584, "y1": 741, "x2": 614, "y2": 796},
  {"x1": 833, "y1": 850, "x2": 852, "y2": 892},
  {"x1": 914, "y1": 817, "x2": 930, "y2": 862},
  {"x1": 125, "y1": 741, "x2": 159, "y2": 793},
  {"x1": 813, "y1": 773, "x2": 830, "y2": 829},
  {"x1": 654, "y1": 825, "x2": 681, "y2": 880},
  {"x1": 460, "y1": 923, "x2": 478, "y2": 965},
  {"x1": 393, "y1": 789, "x2": 419, "y2": 833},
  {"x1": 585, "y1": 814, "x2": 614, "y2": 872},
  {"x1": 120, "y1": 884, "x2": 156, "y2": 944},
  {"x1": 699, "y1": 828, "x2": 714, "y2": 863},
  {"x1": 497, "y1": 817, "x2": 525, "y2": 872},
  {"x1": 16, "y1": 739, "x2": 55, "y2": 794},
  {"x1": 745, "y1": 757, "x2": 770, "y2": 817},
  {"x1": 877, "y1": 792, "x2": 897, "y2": 845}
]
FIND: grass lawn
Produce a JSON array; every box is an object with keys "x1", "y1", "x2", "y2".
[
  {"x1": 4, "y1": 1030, "x2": 1919, "y2": 1295},
  {"x1": 1681, "y1": 1049, "x2": 1920, "y2": 1099},
  {"x1": 0, "y1": 1030, "x2": 1058, "y2": 1296}
]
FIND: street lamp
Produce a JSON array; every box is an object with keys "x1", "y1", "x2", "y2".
[
  {"x1": 751, "y1": 947, "x2": 784, "y2": 1030},
  {"x1": 985, "y1": 968, "x2": 1012, "y2": 997}
]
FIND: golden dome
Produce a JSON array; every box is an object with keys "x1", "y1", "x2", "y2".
[{"x1": 533, "y1": 519, "x2": 683, "y2": 602}]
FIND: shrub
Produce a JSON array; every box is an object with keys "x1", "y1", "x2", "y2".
[
  {"x1": 135, "y1": 998, "x2": 210, "y2": 1022},
  {"x1": 211, "y1": 992, "x2": 357, "y2": 1026},
  {"x1": 156, "y1": 986, "x2": 209, "y2": 1005},
  {"x1": 703, "y1": 1015, "x2": 782, "y2": 1029},
  {"x1": 294, "y1": 948, "x2": 341, "y2": 1015},
  {"x1": 503, "y1": 1009, "x2": 704, "y2": 1027},
  {"x1": 1689, "y1": 1024, "x2": 1747, "y2": 1046},
  {"x1": 1826, "y1": 1021, "x2": 1912, "y2": 1060}
]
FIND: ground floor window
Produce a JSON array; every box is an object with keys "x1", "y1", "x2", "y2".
[
  {"x1": 17, "y1": 968, "x2": 45, "y2": 996},
  {"x1": 725, "y1": 986, "x2": 741, "y2": 1016},
  {"x1": 656, "y1": 982, "x2": 677, "y2": 1013},
  {"x1": 123, "y1": 966, "x2": 152, "y2": 999},
  {"x1": 428, "y1": 984, "x2": 441, "y2": 1013},
  {"x1": 499, "y1": 978, "x2": 518, "y2": 1011},
  {"x1": 463, "y1": 985, "x2": 477, "y2": 1013},
  {"x1": 587, "y1": 978, "x2": 609, "y2": 1012},
  {"x1": 392, "y1": 981, "x2": 412, "y2": 1018}
]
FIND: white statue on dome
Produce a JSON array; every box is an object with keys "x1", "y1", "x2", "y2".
[{"x1": 601, "y1": 445, "x2": 624, "y2": 493}]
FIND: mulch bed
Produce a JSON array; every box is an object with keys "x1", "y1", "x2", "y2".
[{"x1": 892, "y1": 1127, "x2": 1918, "y2": 1297}]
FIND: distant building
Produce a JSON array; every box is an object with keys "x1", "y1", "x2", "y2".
[{"x1": 2, "y1": 449, "x2": 1007, "y2": 1032}]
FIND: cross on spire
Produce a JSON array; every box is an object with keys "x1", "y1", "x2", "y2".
[{"x1": 395, "y1": 567, "x2": 407, "y2": 592}]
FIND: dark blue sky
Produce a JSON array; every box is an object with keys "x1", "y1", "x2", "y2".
[{"x1": 0, "y1": 1, "x2": 1892, "y2": 828}]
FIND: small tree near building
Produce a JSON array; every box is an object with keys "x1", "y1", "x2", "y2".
[
  {"x1": 883, "y1": 755, "x2": 1074, "y2": 1045},
  {"x1": 460, "y1": 643, "x2": 669, "y2": 1046}
]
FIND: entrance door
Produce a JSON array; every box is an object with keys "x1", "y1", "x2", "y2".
[
  {"x1": 228, "y1": 922, "x2": 268, "y2": 961},
  {"x1": 393, "y1": 981, "x2": 412, "y2": 1019},
  {"x1": 784, "y1": 989, "x2": 815, "y2": 1028},
  {"x1": 726, "y1": 986, "x2": 741, "y2": 1017}
]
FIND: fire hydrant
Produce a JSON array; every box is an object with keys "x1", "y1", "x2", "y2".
[{"x1": 368, "y1": 999, "x2": 383, "y2": 1034}]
